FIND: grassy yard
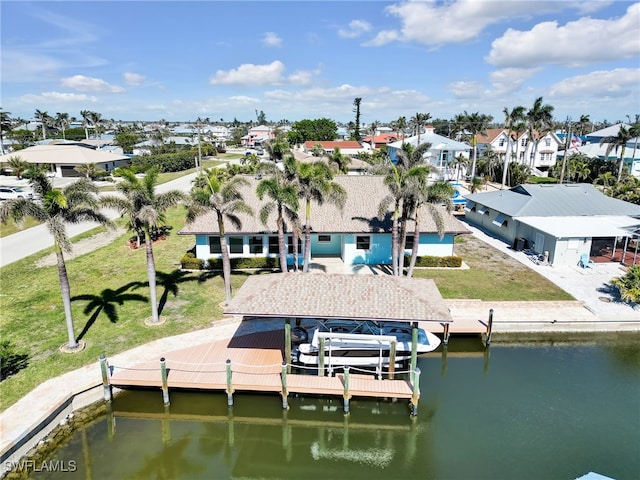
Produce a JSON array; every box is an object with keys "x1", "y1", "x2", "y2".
[{"x1": 0, "y1": 210, "x2": 571, "y2": 412}]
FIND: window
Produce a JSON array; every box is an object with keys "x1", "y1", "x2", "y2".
[
  {"x1": 249, "y1": 236, "x2": 263, "y2": 254},
  {"x1": 318, "y1": 235, "x2": 332, "y2": 243},
  {"x1": 209, "y1": 236, "x2": 221, "y2": 254},
  {"x1": 268, "y1": 236, "x2": 279, "y2": 254},
  {"x1": 521, "y1": 138, "x2": 527, "y2": 147},
  {"x1": 464, "y1": 200, "x2": 476, "y2": 213},
  {"x1": 477, "y1": 205, "x2": 488, "y2": 215},
  {"x1": 356, "y1": 235, "x2": 371, "y2": 250},
  {"x1": 287, "y1": 236, "x2": 302, "y2": 254},
  {"x1": 545, "y1": 138, "x2": 551, "y2": 146},
  {"x1": 499, "y1": 138, "x2": 505, "y2": 147},
  {"x1": 492, "y1": 214, "x2": 507, "y2": 227},
  {"x1": 228, "y1": 236, "x2": 243, "y2": 254},
  {"x1": 405, "y1": 235, "x2": 414, "y2": 250}
]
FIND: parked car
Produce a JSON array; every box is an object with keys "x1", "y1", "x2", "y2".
[{"x1": 0, "y1": 186, "x2": 34, "y2": 201}]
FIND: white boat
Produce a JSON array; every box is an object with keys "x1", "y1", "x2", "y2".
[{"x1": 294, "y1": 320, "x2": 441, "y2": 368}]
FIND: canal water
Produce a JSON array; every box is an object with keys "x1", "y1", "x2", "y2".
[{"x1": 28, "y1": 334, "x2": 639, "y2": 480}]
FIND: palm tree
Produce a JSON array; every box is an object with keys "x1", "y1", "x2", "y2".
[
  {"x1": 391, "y1": 116, "x2": 407, "y2": 143},
  {"x1": 101, "y1": 168, "x2": 187, "y2": 323},
  {"x1": 611, "y1": 265, "x2": 640, "y2": 303},
  {"x1": 369, "y1": 120, "x2": 380, "y2": 150},
  {"x1": 56, "y1": 112, "x2": 70, "y2": 140},
  {"x1": 187, "y1": 171, "x2": 254, "y2": 304},
  {"x1": 0, "y1": 109, "x2": 12, "y2": 154},
  {"x1": 577, "y1": 114, "x2": 591, "y2": 135},
  {"x1": 469, "y1": 175, "x2": 486, "y2": 193},
  {"x1": 406, "y1": 180, "x2": 455, "y2": 278},
  {"x1": 410, "y1": 112, "x2": 431, "y2": 145},
  {"x1": 80, "y1": 110, "x2": 92, "y2": 140},
  {"x1": 352, "y1": 98, "x2": 362, "y2": 141},
  {"x1": 34, "y1": 109, "x2": 51, "y2": 140},
  {"x1": 325, "y1": 147, "x2": 351, "y2": 174},
  {"x1": 7, "y1": 156, "x2": 28, "y2": 179},
  {"x1": 462, "y1": 111, "x2": 493, "y2": 181},
  {"x1": 526, "y1": 97, "x2": 555, "y2": 169},
  {"x1": 293, "y1": 160, "x2": 346, "y2": 273},
  {"x1": 450, "y1": 154, "x2": 468, "y2": 182},
  {"x1": 600, "y1": 125, "x2": 633, "y2": 181},
  {"x1": 0, "y1": 173, "x2": 114, "y2": 350},
  {"x1": 594, "y1": 171, "x2": 616, "y2": 195},
  {"x1": 379, "y1": 164, "x2": 405, "y2": 276},
  {"x1": 88, "y1": 111, "x2": 104, "y2": 139},
  {"x1": 263, "y1": 129, "x2": 291, "y2": 162},
  {"x1": 74, "y1": 162, "x2": 100, "y2": 180},
  {"x1": 256, "y1": 165, "x2": 300, "y2": 272},
  {"x1": 501, "y1": 105, "x2": 526, "y2": 188}
]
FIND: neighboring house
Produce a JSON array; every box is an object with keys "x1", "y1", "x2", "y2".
[
  {"x1": 179, "y1": 175, "x2": 471, "y2": 267},
  {"x1": 464, "y1": 183, "x2": 640, "y2": 267},
  {"x1": 0, "y1": 144, "x2": 131, "y2": 177},
  {"x1": 387, "y1": 127, "x2": 471, "y2": 179},
  {"x1": 241, "y1": 125, "x2": 274, "y2": 147},
  {"x1": 302, "y1": 141, "x2": 367, "y2": 157},
  {"x1": 293, "y1": 149, "x2": 371, "y2": 175},
  {"x1": 362, "y1": 133, "x2": 400, "y2": 149},
  {"x1": 132, "y1": 136, "x2": 198, "y2": 155},
  {"x1": 474, "y1": 129, "x2": 562, "y2": 173}
]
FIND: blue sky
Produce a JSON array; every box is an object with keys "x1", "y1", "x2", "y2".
[{"x1": 2, "y1": 1, "x2": 639, "y2": 125}]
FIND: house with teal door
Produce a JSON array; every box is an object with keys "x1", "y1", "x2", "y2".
[{"x1": 179, "y1": 175, "x2": 470, "y2": 267}]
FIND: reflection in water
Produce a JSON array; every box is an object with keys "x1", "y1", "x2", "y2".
[{"x1": 27, "y1": 335, "x2": 640, "y2": 480}]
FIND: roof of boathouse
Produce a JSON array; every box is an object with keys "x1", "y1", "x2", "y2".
[{"x1": 223, "y1": 273, "x2": 453, "y2": 323}]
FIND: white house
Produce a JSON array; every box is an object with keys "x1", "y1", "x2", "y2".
[
  {"x1": 179, "y1": 175, "x2": 471, "y2": 268},
  {"x1": 464, "y1": 183, "x2": 640, "y2": 267}
]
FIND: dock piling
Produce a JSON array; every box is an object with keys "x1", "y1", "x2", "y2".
[
  {"x1": 343, "y1": 366, "x2": 351, "y2": 414},
  {"x1": 319, "y1": 337, "x2": 326, "y2": 377},
  {"x1": 281, "y1": 362, "x2": 289, "y2": 409},
  {"x1": 484, "y1": 308, "x2": 494, "y2": 347},
  {"x1": 388, "y1": 341, "x2": 396, "y2": 380},
  {"x1": 99, "y1": 354, "x2": 112, "y2": 402},
  {"x1": 410, "y1": 367, "x2": 421, "y2": 417},
  {"x1": 443, "y1": 322, "x2": 451, "y2": 345},
  {"x1": 226, "y1": 359, "x2": 234, "y2": 406},
  {"x1": 284, "y1": 318, "x2": 292, "y2": 374},
  {"x1": 410, "y1": 322, "x2": 418, "y2": 375},
  {"x1": 160, "y1": 357, "x2": 170, "y2": 406}
]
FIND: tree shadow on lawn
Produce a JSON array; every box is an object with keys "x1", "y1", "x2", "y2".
[
  {"x1": 155, "y1": 269, "x2": 211, "y2": 315},
  {"x1": 73, "y1": 281, "x2": 148, "y2": 341}
]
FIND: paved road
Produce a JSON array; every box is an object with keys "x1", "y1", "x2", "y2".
[{"x1": 0, "y1": 173, "x2": 198, "y2": 268}]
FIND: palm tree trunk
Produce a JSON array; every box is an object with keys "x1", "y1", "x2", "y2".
[
  {"x1": 145, "y1": 227, "x2": 160, "y2": 323},
  {"x1": 501, "y1": 134, "x2": 512, "y2": 189},
  {"x1": 407, "y1": 212, "x2": 421, "y2": 278},
  {"x1": 398, "y1": 202, "x2": 412, "y2": 276},
  {"x1": 218, "y1": 214, "x2": 233, "y2": 305},
  {"x1": 302, "y1": 200, "x2": 312, "y2": 273},
  {"x1": 617, "y1": 147, "x2": 626, "y2": 181},
  {"x1": 391, "y1": 200, "x2": 400, "y2": 276},
  {"x1": 56, "y1": 249, "x2": 77, "y2": 349},
  {"x1": 277, "y1": 212, "x2": 287, "y2": 272},
  {"x1": 292, "y1": 230, "x2": 300, "y2": 272}
]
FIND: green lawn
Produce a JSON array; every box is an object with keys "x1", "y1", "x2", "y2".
[{"x1": 0, "y1": 210, "x2": 571, "y2": 412}]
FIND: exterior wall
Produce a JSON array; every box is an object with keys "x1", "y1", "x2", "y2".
[
  {"x1": 310, "y1": 234, "x2": 342, "y2": 255},
  {"x1": 551, "y1": 237, "x2": 592, "y2": 267},
  {"x1": 464, "y1": 209, "x2": 515, "y2": 245},
  {"x1": 343, "y1": 233, "x2": 392, "y2": 265}
]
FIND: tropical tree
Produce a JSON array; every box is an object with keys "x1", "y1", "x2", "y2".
[
  {"x1": 56, "y1": 112, "x2": 70, "y2": 140},
  {"x1": 611, "y1": 265, "x2": 640, "y2": 303},
  {"x1": 325, "y1": 147, "x2": 351, "y2": 174},
  {"x1": 599, "y1": 125, "x2": 632, "y2": 182},
  {"x1": 186, "y1": 171, "x2": 254, "y2": 304},
  {"x1": 352, "y1": 98, "x2": 362, "y2": 142},
  {"x1": 577, "y1": 114, "x2": 591, "y2": 135},
  {"x1": 410, "y1": 112, "x2": 431, "y2": 145},
  {"x1": 1, "y1": 109, "x2": 13, "y2": 154},
  {"x1": 256, "y1": 164, "x2": 300, "y2": 272},
  {"x1": 469, "y1": 175, "x2": 486, "y2": 193},
  {"x1": 6, "y1": 156, "x2": 28, "y2": 179},
  {"x1": 461, "y1": 111, "x2": 493, "y2": 181},
  {"x1": 378, "y1": 164, "x2": 405, "y2": 276},
  {"x1": 293, "y1": 160, "x2": 346, "y2": 273},
  {"x1": 101, "y1": 168, "x2": 187, "y2": 323},
  {"x1": 594, "y1": 171, "x2": 617, "y2": 195},
  {"x1": 450, "y1": 154, "x2": 468, "y2": 181},
  {"x1": 369, "y1": 120, "x2": 380, "y2": 149},
  {"x1": 74, "y1": 162, "x2": 100, "y2": 180},
  {"x1": 525, "y1": 97, "x2": 555, "y2": 169},
  {"x1": 0, "y1": 173, "x2": 114, "y2": 350},
  {"x1": 391, "y1": 116, "x2": 407, "y2": 143},
  {"x1": 80, "y1": 110, "x2": 92, "y2": 140},
  {"x1": 263, "y1": 129, "x2": 291, "y2": 162},
  {"x1": 88, "y1": 111, "x2": 104, "y2": 139},
  {"x1": 501, "y1": 105, "x2": 526, "y2": 188},
  {"x1": 34, "y1": 109, "x2": 51, "y2": 140},
  {"x1": 406, "y1": 180, "x2": 455, "y2": 278}
]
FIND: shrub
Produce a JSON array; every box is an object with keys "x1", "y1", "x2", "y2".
[
  {"x1": 404, "y1": 255, "x2": 463, "y2": 268},
  {"x1": 611, "y1": 265, "x2": 640, "y2": 303},
  {"x1": 130, "y1": 151, "x2": 195, "y2": 173},
  {"x1": 180, "y1": 252, "x2": 204, "y2": 270},
  {"x1": 206, "y1": 257, "x2": 280, "y2": 270}
]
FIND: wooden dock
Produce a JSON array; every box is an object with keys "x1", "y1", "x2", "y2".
[{"x1": 107, "y1": 330, "x2": 417, "y2": 415}]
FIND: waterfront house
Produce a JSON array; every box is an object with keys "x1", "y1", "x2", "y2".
[
  {"x1": 179, "y1": 175, "x2": 470, "y2": 267},
  {"x1": 464, "y1": 183, "x2": 640, "y2": 266}
]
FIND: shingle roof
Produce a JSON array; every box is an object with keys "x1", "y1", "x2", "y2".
[
  {"x1": 179, "y1": 175, "x2": 471, "y2": 235},
  {"x1": 224, "y1": 273, "x2": 452, "y2": 322},
  {"x1": 303, "y1": 141, "x2": 363, "y2": 150},
  {"x1": 465, "y1": 183, "x2": 640, "y2": 217}
]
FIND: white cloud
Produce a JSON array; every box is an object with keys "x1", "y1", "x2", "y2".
[
  {"x1": 262, "y1": 32, "x2": 282, "y2": 47},
  {"x1": 486, "y1": 3, "x2": 640, "y2": 68},
  {"x1": 1, "y1": 49, "x2": 62, "y2": 82},
  {"x1": 489, "y1": 68, "x2": 539, "y2": 95},
  {"x1": 210, "y1": 61, "x2": 316, "y2": 87},
  {"x1": 448, "y1": 80, "x2": 485, "y2": 99},
  {"x1": 363, "y1": 30, "x2": 400, "y2": 47},
  {"x1": 123, "y1": 72, "x2": 145, "y2": 86},
  {"x1": 17, "y1": 91, "x2": 98, "y2": 105},
  {"x1": 61, "y1": 75, "x2": 125, "y2": 93},
  {"x1": 338, "y1": 19, "x2": 372, "y2": 39},
  {"x1": 549, "y1": 68, "x2": 640, "y2": 98},
  {"x1": 379, "y1": 0, "x2": 560, "y2": 47}
]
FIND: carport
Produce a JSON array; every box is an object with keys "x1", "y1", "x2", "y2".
[{"x1": 223, "y1": 273, "x2": 453, "y2": 373}]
